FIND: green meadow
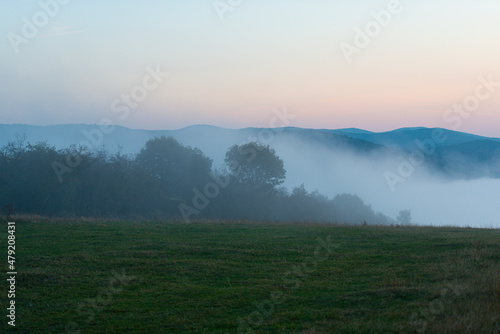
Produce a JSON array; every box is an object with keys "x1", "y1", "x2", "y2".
[{"x1": 1, "y1": 218, "x2": 499, "y2": 333}]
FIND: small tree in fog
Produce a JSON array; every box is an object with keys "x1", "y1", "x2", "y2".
[{"x1": 397, "y1": 209, "x2": 412, "y2": 225}]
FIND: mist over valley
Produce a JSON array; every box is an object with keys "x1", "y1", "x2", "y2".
[{"x1": 2, "y1": 123, "x2": 499, "y2": 227}]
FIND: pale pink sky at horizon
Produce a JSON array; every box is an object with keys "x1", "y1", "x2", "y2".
[{"x1": 1, "y1": 0, "x2": 499, "y2": 137}]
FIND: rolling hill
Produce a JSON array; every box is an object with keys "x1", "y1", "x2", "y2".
[{"x1": 1, "y1": 124, "x2": 499, "y2": 179}]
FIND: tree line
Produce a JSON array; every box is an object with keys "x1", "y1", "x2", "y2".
[{"x1": 0, "y1": 136, "x2": 394, "y2": 224}]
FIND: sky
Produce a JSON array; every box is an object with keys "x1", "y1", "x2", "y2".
[{"x1": 1, "y1": 0, "x2": 499, "y2": 137}]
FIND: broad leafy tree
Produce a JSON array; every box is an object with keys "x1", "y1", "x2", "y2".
[
  {"x1": 135, "y1": 136, "x2": 212, "y2": 200},
  {"x1": 224, "y1": 142, "x2": 285, "y2": 194}
]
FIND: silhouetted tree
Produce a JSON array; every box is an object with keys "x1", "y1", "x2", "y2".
[
  {"x1": 0, "y1": 137, "x2": 394, "y2": 224},
  {"x1": 283, "y1": 184, "x2": 335, "y2": 222},
  {"x1": 397, "y1": 209, "x2": 412, "y2": 225},
  {"x1": 135, "y1": 136, "x2": 212, "y2": 201},
  {"x1": 332, "y1": 194, "x2": 377, "y2": 225},
  {"x1": 225, "y1": 142, "x2": 285, "y2": 193}
]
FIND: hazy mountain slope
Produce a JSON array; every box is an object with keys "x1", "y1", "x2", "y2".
[
  {"x1": 280, "y1": 127, "x2": 384, "y2": 153},
  {"x1": 430, "y1": 139, "x2": 500, "y2": 178},
  {"x1": 331, "y1": 127, "x2": 498, "y2": 151},
  {"x1": 0, "y1": 124, "x2": 389, "y2": 166},
  {"x1": 1, "y1": 124, "x2": 499, "y2": 179},
  {"x1": 0, "y1": 124, "x2": 155, "y2": 153}
]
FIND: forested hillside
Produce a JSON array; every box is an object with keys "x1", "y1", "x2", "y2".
[{"x1": 0, "y1": 137, "x2": 392, "y2": 224}]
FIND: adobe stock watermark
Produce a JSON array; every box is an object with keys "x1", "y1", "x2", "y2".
[
  {"x1": 7, "y1": 0, "x2": 72, "y2": 54},
  {"x1": 52, "y1": 65, "x2": 169, "y2": 183},
  {"x1": 237, "y1": 236, "x2": 340, "y2": 333},
  {"x1": 6, "y1": 221, "x2": 17, "y2": 327},
  {"x1": 178, "y1": 107, "x2": 296, "y2": 222},
  {"x1": 213, "y1": 0, "x2": 243, "y2": 21},
  {"x1": 65, "y1": 269, "x2": 136, "y2": 334},
  {"x1": 340, "y1": 0, "x2": 403, "y2": 64},
  {"x1": 384, "y1": 74, "x2": 499, "y2": 192}
]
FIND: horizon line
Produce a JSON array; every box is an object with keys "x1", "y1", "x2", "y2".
[{"x1": 1, "y1": 122, "x2": 499, "y2": 139}]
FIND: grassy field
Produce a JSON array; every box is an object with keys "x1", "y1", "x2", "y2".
[{"x1": 1, "y1": 218, "x2": 499, "y2": 333}]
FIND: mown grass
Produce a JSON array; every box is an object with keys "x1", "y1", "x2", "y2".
[{"x1": 0, "y1": 217, "x2": 499, "y2": 333}]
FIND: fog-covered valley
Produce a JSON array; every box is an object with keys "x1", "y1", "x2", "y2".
[{"x1": 1, "y1": 124, "x2": 499, "y2": 227}]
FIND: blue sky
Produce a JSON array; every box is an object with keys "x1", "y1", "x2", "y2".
[{"x1": 1, "y1": 0, "x2": 499, "y2": 136}]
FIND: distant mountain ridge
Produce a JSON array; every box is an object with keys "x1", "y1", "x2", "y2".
[
  {"x1": 1, "y1": 124, "x2": 499, "y2": 179},
  {"x1": 330, "y1": 127, "x2": 499, "y2": 151},
  {"x1": 1, "y1": 124, "x2": 498, "y2": 151},
  {"x1": 0, "y1": 123, "x2": 388, "y2": 157}
]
